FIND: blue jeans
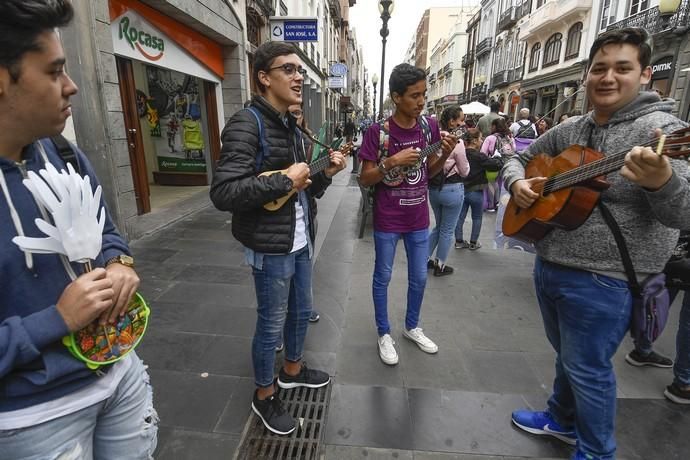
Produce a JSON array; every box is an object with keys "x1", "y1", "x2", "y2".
[
  {"x1": 0, "y1": 355, "x2": 158, "y2": 460},
  {"x1": 534, "y1": 258, "x2": 632, "y2": 460},
  {"x1": 373, "y1": 229, "x2": 428, "y2": 336},
  {"x1": 252, "y1": 246, "x2": 312, "y2": 387},
  {"x1": 635, "y1": 289, "x2": 690, "y2": 386},
  {"x1": 428, "y1": 183, "x2": 464, "y2": 265},
  {"x1": 455, "y1": 190, "x2": 484, "y2": 243}
]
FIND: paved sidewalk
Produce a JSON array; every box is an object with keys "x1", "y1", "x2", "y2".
[{"x1": 132, "y1": 165, "x2": 689, "y2": 459}]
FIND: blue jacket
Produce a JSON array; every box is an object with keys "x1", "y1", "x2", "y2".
[{"x1": 0, "y1": 139, "x2": 130, "y2": 412}]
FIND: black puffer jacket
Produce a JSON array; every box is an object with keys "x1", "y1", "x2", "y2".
[{"x1": 210, "y1": 96, "x2": 332, "y2": 253}]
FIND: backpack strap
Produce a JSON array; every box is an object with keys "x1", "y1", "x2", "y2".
[
  {"x1": 247, "y1": 107, "x2": 269, "y2": 172},
  {"x1": 377, "y1": 118, "x2": 390, "y2": 162},
  {"x1": 418, "y1": 115, "x2": 432, "y2": 146},
  {"x1": 50, "y1": 135, "x2": 81, "y2": 175}
]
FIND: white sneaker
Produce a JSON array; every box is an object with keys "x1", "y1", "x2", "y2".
[
  {"x1": 377, "y1": 334, "x2": 399, "y2": 365},
  {"x1": 403, "y1": 327, "x2": 438, "y2": 354}
]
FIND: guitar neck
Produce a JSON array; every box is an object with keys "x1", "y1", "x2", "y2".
[{"x1": 308, "y1": 154, "x2": 332, "y2": 176}]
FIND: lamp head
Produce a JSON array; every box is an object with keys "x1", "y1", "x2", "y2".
[
  {"x1": 372, "y1": 73, "x2": 379, "y2": 85},
  {"x1": 379, "y1": 0, "x2": 395, "y2": 16},
  {"x1": 658, "y1": 0, "x2": 681, "y2": 15}
]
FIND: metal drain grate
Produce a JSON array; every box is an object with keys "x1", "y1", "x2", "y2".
[{"x1": 234, "y1": 385, "x2": 331, "y2": 460}]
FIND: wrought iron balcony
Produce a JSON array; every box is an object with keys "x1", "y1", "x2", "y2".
[
  {"x1": 606, "y1": 2, "x2": 690, "y2": 35},
  {"x1": 442, "y1": 63, "x2": 452, "y2": 75},
  {"x1": 458, "y1": 92, "x2": 467, "y2": 104},
  {"x1": 498, "y1": 7, "x2": 517, "y2": 32},
  {"x1": 510, "y1": 66, "x2": 524, "y2": 83},
  {"x1": 461, "y1": 54, "x2": 468, "y2": 68},
  {"x1": 475, "y1": 37, "x2": 493, "y2": 57},
  {"x1": 470, "y1": 84, "x2": 487, "y2": 99},
  {"x1": 492, "y1": 70, "x2": 510, "y2": 87}
]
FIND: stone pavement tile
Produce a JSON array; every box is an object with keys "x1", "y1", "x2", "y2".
[
  {"x1": 301, "y1": 350, "x2": 338, "y2": 378},
  {"x1": 325, "y1": 384, "x2": 415, "y2": 450},
  {"x1": 613, "y1": 349, "x2": 673, "y2": 399},
  {"x1": 164, "y1": 226, "x2": 237, "y2": 241},
  {"x1": 399, "y1": 334, "x2": 478, "y2": 392},
  {"x1": 522, "y1": 352, "x2": 557, "y2": 396},
  {"x1": 156, "y1": 281, "x2": 257, "y2": 307},
  {"x1": 303, "y1": 311, "x2": 344, "y2": 353},
  {"x1": 462, "y1": 350, "x2": 543, "y2": 395},
  {"x1": 407, "y1": 388, "x2": 571, "y2": 458},
  {"x1": 182, "y1": 305, "x2": 257, "y2": 337},
  {"x1": 132, "y1": 247, "x2": 179, "y2": 263},
  {"x1": 413, "y1": 453, "x2": 509, "y2": 459},
  {"x1": 137, "y1": 279, "x2": 177, "y2": 302},
  {"x1": 340, "y1": 311, "x2": 378, "y2": 347},
  {"x1": 197, "y1": 335, "x2": 253, "y2": 377},
  {"x1": 215, "y1": 377, "x2": 255, "y2": 435},
  {"x1": 616, "y1": 398, "x2": 690, "y2": 460},
  {"x1": 138, "y1": 330, "x2": 218, "y2": 373},
  {"x1": 173, "y1": 264, "x2": 251, "y2": 285},
  {"x1": 335, "y1": 344, "x2": 405, "y2": 387},
  {"x1": 146, "y1": 301, "x2": 196, "y2": 331},
  {"x1": 324, "y1": 445, "x2": 414, "y2": 459},
  {"x1": 165, "y1": 247, "x2": 245, "y2": 267},
  {"x1": 155, "y1": 426, "x2": 239, "y2": 460},
  {"x1": 134, "y1": 258, "x2": 187, "y2": 281},
  {"x1": 149, "y1": 369, "x2": 236, "y2": 431}
]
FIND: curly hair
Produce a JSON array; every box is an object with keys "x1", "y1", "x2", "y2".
[
  {"x1": 439, "y1": 106, "x2": 463, "y2": 131},
  {"x1": 389, "y1": 63, "x2": 426, "y2": 97},
  {"x1": 0, "y1": 0, "x2": 74, "y2": 81}
]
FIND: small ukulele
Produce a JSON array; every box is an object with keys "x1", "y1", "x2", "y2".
[
  {"x1": 381, "y1": 128, "x2": 462, "y2": 187},
  {"x1": 502, "y1": 126, "x2": 690, "y2": 243},
  {"x1": 260, "y1": 142, "x2": 352, "y2": 211}
]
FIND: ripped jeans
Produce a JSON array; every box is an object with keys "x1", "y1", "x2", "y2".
[{"x1": 0, "y1": 356, "x2": 158, "y2": 460}]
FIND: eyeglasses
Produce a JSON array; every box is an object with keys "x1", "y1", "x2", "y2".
[
  {"x1": 291, "y1": 111, "x2": 303, "y2": 117},
  {"x1": 267, "y1": 63, "x2": 307, "y2": 78}
]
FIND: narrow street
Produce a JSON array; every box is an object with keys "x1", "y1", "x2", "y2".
[{"x1": 132, "y1": 163, "x2": 689, "y2": 459}]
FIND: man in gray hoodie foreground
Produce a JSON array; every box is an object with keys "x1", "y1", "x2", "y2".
[{"x1": 503, "y1": 28, "x2": 690, "y2": 460}]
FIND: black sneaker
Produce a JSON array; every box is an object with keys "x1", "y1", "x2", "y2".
[
  {"x1": 625, "y1": 349, "x2": 673, "y2": 368},
  {"x1": 433, "y1": 264, "x2": 454, "y2": 277},
  {"x1": 309, "y1": 310, "x2": 320, "y2": 322},
  {"x1": 427, "y1": 259, "x2": 437, "y2": 270},
  {"x1": 664, "y1": 382, "x2": 690, "y2": 404},
  {"x1": 277, "y1": 362, "x2": 330, "y2": 389},
  {"x1": 251, "y1": 390, "x2": 296, "y2": 435}
]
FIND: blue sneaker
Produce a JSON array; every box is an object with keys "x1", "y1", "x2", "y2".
[{"x1": 511, "y1": 409, "x2": 577, "y2": 446}]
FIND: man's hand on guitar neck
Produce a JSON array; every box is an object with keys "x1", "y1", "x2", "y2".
[
  {"x1": 621, "y1": 129, "x2": 672, "y2": 191},
  {"x1": 511, "y1": 177, "x2": 547, "y2": 209},
  {"x1": 287, "y1": 162, "x2": 311, "y2": 190},
  {"x1": 324, "y1": 150, "x2": 347, "y2": 178}
]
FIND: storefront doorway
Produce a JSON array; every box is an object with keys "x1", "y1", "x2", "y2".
[{"x1": 110, "y1": 0, "x2": 223, "y2": 214}]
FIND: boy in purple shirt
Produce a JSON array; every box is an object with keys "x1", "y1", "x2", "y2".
[{"x1": 358, "y1": 64, "x2": 456, "y2": 365}]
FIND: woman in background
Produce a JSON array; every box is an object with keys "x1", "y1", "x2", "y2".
[{"x1": 427, "y1": 106, "x2": 469, "y2": 276}]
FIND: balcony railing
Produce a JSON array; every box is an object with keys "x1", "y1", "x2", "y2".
[
  {"x1": 458, "y1": 92, "x2": 467, "y2": 104},
  {"x1": 462, "y1": 52, "x2": 475, "y2": 68},
  {"x1": 492, "y1": 70, "x2": 510, "y2": 87},
  {"x1": 510, "y1": 66, "x2": 524, "y2": 83},
  {"x1": 498, "y1": 7, "x2": 517, "y2": 32},
  {"x1": 517, "y1": 0, "x2": 532, "y2": 19},
  {"x1": 442, "y1": 63, "x2": 452, "y2": 75},
  {"x1": 475, "y1": 37, "x2": 493, "y2": 57},
  {"x1": 523, "y1": 0, "x2": 591, "y2": 38},
  {"x1": 606, "y1": 2, "x2": 690, "y2": 35},
  {"x1": 470, "y1": 84, "x2": 487, "y2": 99},
  {"x1": 461, "y1": 54, "x2": 468, "y2": 68}
]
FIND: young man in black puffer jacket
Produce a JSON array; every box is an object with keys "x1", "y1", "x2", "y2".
[{"x1": 210, "y1": 41, "x2": 346, "y2": 436}]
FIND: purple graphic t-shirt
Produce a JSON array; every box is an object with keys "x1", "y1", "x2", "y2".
[{"x1": 358, "y1": 117, "x2": 441, "y2": 232}]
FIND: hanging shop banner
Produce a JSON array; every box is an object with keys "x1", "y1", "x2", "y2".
[
  {"x1": 270, "y1": 17, "x2": 319, "y2": 42},
  {"x1": 109, "y1": 0, "x2": 223, "y2": 80}
]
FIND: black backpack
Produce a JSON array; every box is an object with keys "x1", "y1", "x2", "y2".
[{"x1": 515, "y1": 119, "x2": 537, "y2": 139}]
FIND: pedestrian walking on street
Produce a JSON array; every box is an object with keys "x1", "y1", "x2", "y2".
[
  {"x1": 210, "y1": 41, "x2": 346, "y2": 436},
  {"x1": 427, "y1": 106, "x2": 469, "y2": 276},
  {"x1": 504, "y1": 28, "x2": 690, "y2": 460},
  {"x1": 0, "y1": 1, "x2": 158, "y2": 458},
  {"x1": 358, "y1": 63, "x2": 457, "y2": 366}
]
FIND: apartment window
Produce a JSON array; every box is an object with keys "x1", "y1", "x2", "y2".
[
  {"x1": 543, "y1": 33, "x2": 562, "y2": 68},
  {"x1": 536, "y1": 0, "x2": 546, "y2": 8},
  {"x1": 565, "y1": 22, "x2": 582, "y2": 61},
  {"x1": 600, "y1": 0, "x2": 618, "y2": 30},
  {"x1": 529, "y1": 43, "x2": 541, "y2": 71},
  {"x1": 629, "y1": 0, "x2": 649, "y2": 15}
]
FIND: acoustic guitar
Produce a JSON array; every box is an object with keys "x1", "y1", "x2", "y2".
[
  {"x1": 502, "y1": 126, "x2": 690, "y2": 243},
  {"x1": 260, "y1": 142, "x2": 352, "y2": 211}
]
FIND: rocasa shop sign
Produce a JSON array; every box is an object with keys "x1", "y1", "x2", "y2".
[{"x1": 118, "y1": 15, "x2": 164, "y2": 61}]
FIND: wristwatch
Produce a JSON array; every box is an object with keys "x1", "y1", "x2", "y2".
[{"x1": 106, "y1": 254, "x2": 135, "y2": 268}]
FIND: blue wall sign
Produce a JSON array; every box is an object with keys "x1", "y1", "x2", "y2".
[{"x1": 269, "y1": 17, "x2": 318, "y2": 42}]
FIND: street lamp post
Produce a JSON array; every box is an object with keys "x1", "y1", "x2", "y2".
[
  {"x1": 378, "y1": 0, "x2": 394, "y2": 120},
  {"x1": 372, "y1": 73, "x2": 379, "y2": 120}
]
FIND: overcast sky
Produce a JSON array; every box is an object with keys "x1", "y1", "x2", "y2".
[{"x1": 349, "y1": 0, "x2": 479, "y2": 102}]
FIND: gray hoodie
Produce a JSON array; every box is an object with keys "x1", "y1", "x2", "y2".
[{"x1": 502, "y1": 92, "x2": 690, "y2": 274}]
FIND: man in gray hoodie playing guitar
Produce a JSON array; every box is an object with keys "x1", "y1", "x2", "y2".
[{"x1": 503, "y1": 28, "x2": 690, "y2": 460}]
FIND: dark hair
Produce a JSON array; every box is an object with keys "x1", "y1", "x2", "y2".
[
  {"x1": 491, "y1": 118, "x2": 510, "y2": 136},
  {"x1": 462, "y1": 128, "x2": 482, "y2": 145},
  {"x1": 389, "y1": 63, "x2": 426, "y2": 98},
  {"x1": 0, "y1": 0, "x2": 74, "y2": 81},
  {"x1": 490, "y1": 101, "x2": 500, "y2": 113},
  {"x1": 253, "y1": 41, "x2": 297, "y2": 94},
  {"x1": 439, "y1": 105, "x2": 463, "y2": 131},
  {"x1": 558, "y1": 112, "x2": 569, "y2": 123},
  {"x1": 588, "y1": 27, "x2": 651, "y2": 70}
]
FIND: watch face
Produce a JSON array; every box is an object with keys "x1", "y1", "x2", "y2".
[{"x1": 119, "y1": 255, "x2": 135, "y2": 267}]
